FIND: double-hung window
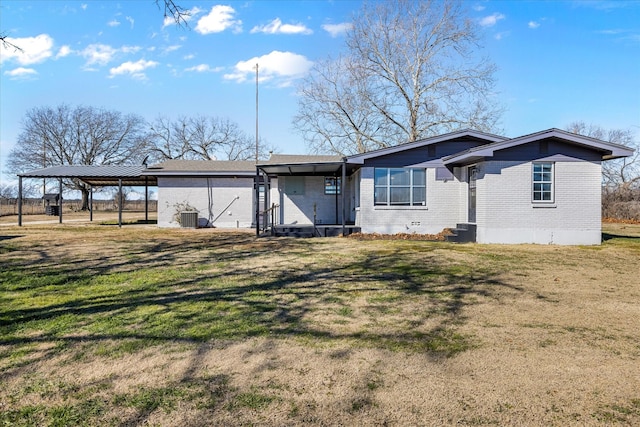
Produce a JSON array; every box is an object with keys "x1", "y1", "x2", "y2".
[
  {"x1": 374, "y1": 168, "x2": 426, "y2": 206},
  {"x1": 532, "y1": 162, "x2": 554, "y2": 202}
]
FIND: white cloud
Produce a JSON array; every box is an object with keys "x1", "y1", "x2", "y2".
[
  {"x1": 251, "y1": 18, "x2": 312, "y2": 35},
  {"x1": 163, "y1": 45, "x2": 182, "y2": 53},
  {"x1": 528, "y1": 21, "x2": 540, "y2": 29},
  {"x1": 4, "y1": 67, "x2": 38, "y2": 79},
  {"x1": 107, "y1": 19, "x2": 120, "y2": 27},
  {"x1": 479, "y1": 13, "x2": 505, "y2": 27},
  {"x1": 81, "y1": 4, "x2": 87, "y2": 10},
  {"x1": 0, "y1": 34, "x2": 54, "y2": 65},
  {"x1": 494, "y1": 31, "x2": 510, "y2": 40},
  {"x1": 183, "y1": 54, "x2": 195, "y2": 60},
  {"x1": 322, "y1": 22, "x2": 352, "y2": 38},
  {"x1": 473, "y1": 4, "x2": 486, "y2": 12},
  {"x1": 125, "y1": 16, "x2": 135, "y2": 28},
  {"x1": 109, "y1": 59, "x2": 159, "y2": 79},
  {"x1": 121, "y1": 45, "x2": 141, "y2": 54},
  {"x1": 56, "y1": 45, "x2": 72, "y2": 59},
  {"x1": 185, "y1": 64, "x2": 222, "y2": 73},
  {"x1": 81, "y1": 43, "x2": 117, "y2": 66},
  {"x1": 223, "y1": 50, "x2": 313, "y2": 86},
  {"x1": 195, "y1": 5, "x2": 242, "y2": 34}
]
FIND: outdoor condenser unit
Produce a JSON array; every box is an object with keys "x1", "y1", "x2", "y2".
[{"x1": 180, "y1": 211, "x2": 198, "y2": 228}]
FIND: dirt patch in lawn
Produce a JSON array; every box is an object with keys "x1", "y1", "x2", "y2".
[{"x1": 0, "y1": 223, "x2": 639, "y2": 425}]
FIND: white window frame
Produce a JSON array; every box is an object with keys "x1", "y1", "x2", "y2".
[
  {"x1": 532, "y1": 162, "x2": 554, "y2": 203},
  {"x1": 374, "y1": 168, "x2": 426, "y2": 206}
]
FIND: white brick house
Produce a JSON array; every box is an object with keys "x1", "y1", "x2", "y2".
[
  {"x1": 152, "y1": 129, "x2": 634, "y2": 245},
  {"x1": 149, "y1": 160, "x2": 258, "y2": 228}
]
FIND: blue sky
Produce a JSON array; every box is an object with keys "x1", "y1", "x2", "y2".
[{"x1": 1, "y1": 0, "x2": 639, "y2": 184}]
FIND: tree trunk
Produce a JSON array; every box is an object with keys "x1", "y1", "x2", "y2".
[{"x1": 80, "y1": 186, "x2": 90, "y2": 211}]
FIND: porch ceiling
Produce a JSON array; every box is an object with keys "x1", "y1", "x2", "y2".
[{"x1": 257, "y1": 162, "x2": 345, "y2": 176}]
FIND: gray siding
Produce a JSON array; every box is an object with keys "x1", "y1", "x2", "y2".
[
  {"x1": 363, "y1": 139, "x2": 491, "y2": 167},
  {"x1": 491, "y1": 139, "x2": 602, "y2": 162}
]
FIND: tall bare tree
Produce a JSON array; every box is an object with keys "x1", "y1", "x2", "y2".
[
  {"x1": 148, "y1": 115, "x2": 275, "y2": 162},
  {"x1": 566, "y1": 121, "x2": 640, "y2": 220},
  {"x1": 294, "y1": 0, "x2": 502, "y2": 155},
  {"x1": 566, "y1": 122, "x2": 639, "y2": 188},
  {"x1": 8, "y1": 104, "x2": 150, "y2": 210}
]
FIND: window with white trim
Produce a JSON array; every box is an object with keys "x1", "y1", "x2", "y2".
[
  {"x1": 532, "y1": 162, "x2": 554, "y2": 202},
  {"x1": 374, "y1": 168, "x2": 426, "y2": 206}
]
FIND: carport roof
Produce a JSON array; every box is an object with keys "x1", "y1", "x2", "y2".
[{"x1": 18, "y1": 165, "x2": 157, "y2": 186}]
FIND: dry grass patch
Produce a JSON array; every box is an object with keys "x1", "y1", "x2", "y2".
[{"x1": 0, "y1": 222, "x2": 639, "y2": 425}]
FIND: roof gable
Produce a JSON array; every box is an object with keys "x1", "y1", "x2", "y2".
[
  {"x1": 442, "y1": 128, "x2": 634, "y2": 166},
  {"x1": 346, "y1": 129, "x2": 507, "y2": 164}
]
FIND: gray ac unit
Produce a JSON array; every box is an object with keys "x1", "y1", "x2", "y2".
[{"x1": 180, "y1": 211, "x2": 198, "y2": 228}]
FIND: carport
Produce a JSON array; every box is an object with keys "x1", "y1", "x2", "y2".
[{"x1": 17, "y1": 165, "x2": 157, "y2": 227}]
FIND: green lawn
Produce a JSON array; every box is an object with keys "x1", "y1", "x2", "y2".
[{"x1": 1, "y1": 224, "x2": 639, "y2": 425}]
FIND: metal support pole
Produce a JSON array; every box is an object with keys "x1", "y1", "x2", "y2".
[
  {"x1": 118, "y1": 178, "x2": 123, "y2": 228},
  {"x1": 58, "y1": 179, "x2": 63, "y2": 224},
  {"x1": 18, "y1": 176, "x2": 23, "y2": 226},
  {"x1": 263, "y1": 174, "x2": 269, "y2": 233},
  {"x1": 255, "y1": 167, "x2": 260, "y2": 237},
  {"x1": 145, "y1": 177, "x2": 149, "y2": 222},
  {"x1": 341, "y1": 161, "x2": 346, "y2": 236},
  {"x1": 90, "y1": 185, "x2": 93, "y2": 222}
]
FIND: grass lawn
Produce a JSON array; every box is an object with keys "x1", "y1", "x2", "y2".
[{"x1": 0, "y1": 223, "x2": 639, "y2": 425}]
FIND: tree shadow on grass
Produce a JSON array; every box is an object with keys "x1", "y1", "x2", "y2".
[{"x1": 0, "y1": 232, "x2": 529, "y2": 385}]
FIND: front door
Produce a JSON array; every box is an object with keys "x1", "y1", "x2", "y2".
[{"x1": 468, "y1": 166, "x2": 477, "y2": 223}]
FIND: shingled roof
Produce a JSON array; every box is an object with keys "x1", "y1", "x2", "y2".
[{"x1": 145, "y1": 159, "x2": 256, "y2": 176}]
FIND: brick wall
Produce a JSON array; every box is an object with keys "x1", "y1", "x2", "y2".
[
  {"x1": 477, "y1": 160, "x2": 602, "y2": 244},
  {"x1": 357, "y1": 167, "x2": 465, "y2": 234},
  {"x1": 157, "y1": 177, "x2": 255, "y2": 228}
]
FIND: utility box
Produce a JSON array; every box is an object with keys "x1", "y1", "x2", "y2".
[
  {"x1": 180, "y1": 211, "x2": 198, "y2": 228},
  {"x1": 45, "y1": 205, "x2": 60, "y2": 216}
]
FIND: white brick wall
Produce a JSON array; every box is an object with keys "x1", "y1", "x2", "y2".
[
  {"x1": 476, "y1": 160, "x2": 602, "y2": 245},
  {"x1": 276, "y1": 176, "x2": 345, "y2": 224},
  {"x1": 157, "y1": 177, "x2": 255, "y2": 228},
  {"x1": 357, "y1": 167, "x2": 465, "y2": 234}
]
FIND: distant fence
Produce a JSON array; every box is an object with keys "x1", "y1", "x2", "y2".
[{"x1": 0, "y1": 198, "x2": 158, "y2": 217}]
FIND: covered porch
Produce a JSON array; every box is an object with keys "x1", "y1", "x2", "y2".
[{"x1": 255, "y1": 155, "x2": 360, "y2": 237}]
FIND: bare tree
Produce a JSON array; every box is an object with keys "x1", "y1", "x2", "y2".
[
  {"x1": 2, "y1": 2, "x2": 187, "y2": 51},
  {"x1": 566, "y1": 121, "x2": 640, "y2": 220},
  {"x1": 148, "y1": 115, "x2": 275, "y2": 162},
  {"x1": 155, "y1": 0, "x2": 191, "y2": 27},
  {"x1": 0, "y1": 32, "x2": 22, "y2": 52},
  {"x1": 8, "y1": 104, "x2": 150, "y2": 210},
  {"x1": 566, "y1": 122, "x2": 639, "y2": 188},
  {"x1": 294, "y1": 0, "x2": 502, "y2": 155}
]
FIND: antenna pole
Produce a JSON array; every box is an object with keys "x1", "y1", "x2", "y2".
[{"x1": 255, "y1": 63, "x2": 259, "y2": 162}]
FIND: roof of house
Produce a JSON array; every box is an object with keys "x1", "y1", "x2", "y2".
[
  {"x1": 145, "y1": 159, "x2": 256, "y2": 176},
  {"x1": 262, "y1": 154, "x2": 344, "y2": 164},
  {"x1": 442, "y1": 128, "x2": 635, "y2": 166},
  {"x1": 257, "y1": 154, "x2": 345, "y2": 175},
  {"x1": 346, "y1": 129, "x2": 508, "y2": 164},
  {"x1": 17, "y1": 165, "x2": 156, "y2": 186}
]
